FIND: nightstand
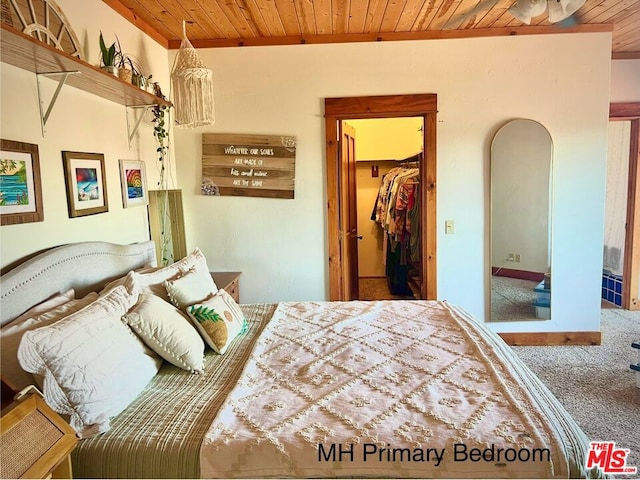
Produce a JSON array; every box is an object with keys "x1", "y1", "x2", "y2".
[
  {"x1": 0, "y1": 390, "x2": 78, "y2": 479},
  {"x1": 211, "y1": 272, "x2": 241, "y2": 303}
]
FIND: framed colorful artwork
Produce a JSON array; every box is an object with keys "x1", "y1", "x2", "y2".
[
  {"x1": 0, "y1": 139, "x2": 44, "y2": 226},
  {"x1": 61, "y1": 151, "x2": 108, "y2": 218},
  {"x1": 119, "y1": 159, "x2": 148, "y2": 208}
]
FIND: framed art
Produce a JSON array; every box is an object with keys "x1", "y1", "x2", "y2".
[
  {"x1": 119, "y1": 159, "x2": 148, "y2": 208},
  {"x1": 0, "y1": 139, "x2": 44, "y2": 226},
  {"x1": 62, "y1": 151, "x2": 108, "y2": 218}
]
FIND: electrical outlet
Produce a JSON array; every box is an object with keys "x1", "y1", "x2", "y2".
[
  {"x1": 506, "y1": 253, "x2": 515, "y2": 262},
  {"x1": 515, "y1": 254, "x2": 521, "y2": 262}
]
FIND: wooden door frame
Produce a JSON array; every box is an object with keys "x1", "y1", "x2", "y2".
[
  {"x1": 324, "y1": 94, "x2": 438, "y2": 301},
  {"x1": 610, "y1": 102, "x2": 640, "y2": 310}
]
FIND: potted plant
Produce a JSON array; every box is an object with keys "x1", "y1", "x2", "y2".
[
  {"x1": 145, "y1": 74, "x2": 154, "y2": 93},
  {"x1": 117, "y1": 53, "x2": 134, "y2": 83},
  {"x1": 98, "y1": 32, "x2": 118, "y2": 76},
  {"x1": 114, "y1": 36, "x2": 135, "y2": 83},
  {"x1": 131, "y1": 68, "x2": 145, "y2": 89},
  {"x1": 128, "y1": 56, "x2": 149, "y2": 90}
]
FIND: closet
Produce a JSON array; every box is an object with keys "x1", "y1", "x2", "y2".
[
  {"x1": 350, "y1": 117, "x2": 424, "y2": 300},
  {"x1": 371, "y1": 155, "x2": 422, "y2": 297}
]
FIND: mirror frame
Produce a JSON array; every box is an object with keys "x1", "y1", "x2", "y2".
[{"x1": 489, "y1": 118, "x2": 553, "y2": 323}]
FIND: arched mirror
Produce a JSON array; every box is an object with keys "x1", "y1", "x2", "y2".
[{"x1": 490, "y1": 119, "x2": 553, "y2": 322}]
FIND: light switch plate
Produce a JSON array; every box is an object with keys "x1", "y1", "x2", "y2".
[{"x1": 445, "y1": 220, "x2": 454, "y2": 234}]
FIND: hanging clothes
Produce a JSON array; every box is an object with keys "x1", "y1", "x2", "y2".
[{"x1": 371, "y1": 166, "x2": 420, "y2": 295}]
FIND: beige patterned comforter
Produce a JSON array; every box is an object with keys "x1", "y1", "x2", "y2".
[{"x1": 200, "y1": 300, "x2": 598, "y2": 478}]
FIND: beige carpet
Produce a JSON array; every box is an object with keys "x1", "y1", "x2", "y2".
[{"x1": 513, "y1": 304, "x2": 640, "y2": 469}]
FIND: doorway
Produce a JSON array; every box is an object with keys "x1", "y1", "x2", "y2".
[
  {"x1": 348, "y1": 117, "x2": 424, "y2": 300},
  {"x1": 324, "y1": 94, "x2": 438, "y2": 301},
  {"x1": 609, "y1": 102, "x2": 640, "y2": 310}
]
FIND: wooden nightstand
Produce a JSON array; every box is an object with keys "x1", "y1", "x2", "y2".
[
  {"x1": 211, "y1": 272, "x2": 241, "y2": 303},
  {"x1": 0, "y1": 391, "x2": 78, "y2": 479}
]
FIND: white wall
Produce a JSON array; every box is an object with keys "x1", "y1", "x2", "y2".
[
  {"x1": 172, "y1": 32, "x2": 612, "y2": 334},
  {"x1": 0, "y1": 0, "x2": 172, "y2": 268},
  {"x1": 610, "y1": 59, "x2": 640, "y2": 102}
]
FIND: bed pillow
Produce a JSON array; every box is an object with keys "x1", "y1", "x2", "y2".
[
  {"x1": 186, "y1": 289, "x2": 247, "y2": 354},
  {"x1": 165, "y1": 267, "x2": 218, "y2": 309},
  {"x1": 0, "y1": 292, "x2": 99, "y2": 391},
  {"x1": 17, "y1": 285, "x2": 162, "y2": 438},
  {"x1": 123, "y1": 294, "x2": 205, "y2": 373},
  {"x1": 6, "y1": 289, "x2": 75, "y2": 326},
  {"x1": 125, "y1": 248, "x2": 216, "y2": 301},
  {"x1": 98, "y1": 266, "x2": 159, "y2": 295}
]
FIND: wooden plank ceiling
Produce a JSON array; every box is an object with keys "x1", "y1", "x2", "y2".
[{"x1": 105, "y1": 0, "x2": 640, "y2": 58}]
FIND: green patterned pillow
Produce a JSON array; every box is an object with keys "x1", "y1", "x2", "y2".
[{"x1": 186, "y1": 289, "x2": 247, "y2": 354}]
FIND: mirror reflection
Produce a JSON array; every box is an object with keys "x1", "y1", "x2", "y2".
[{"x1": 490, "y1": 119, "x2": 553, "y2": 322}]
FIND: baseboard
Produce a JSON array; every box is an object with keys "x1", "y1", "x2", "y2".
[
  {"x1": 498, "y1": 331, "x2": 602, "y2": 346},
  {"x1": 492, "y1": 268, "x2": 545, "y2": 282}
]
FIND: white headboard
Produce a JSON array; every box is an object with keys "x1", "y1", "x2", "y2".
[{"x1": 1, "y1": 241, "x2": 157, "y2": 325}]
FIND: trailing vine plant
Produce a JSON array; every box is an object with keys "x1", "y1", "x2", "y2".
[
  {"x1": 152, "y1": 104, "x2": 169, "y2": 180},
  {"x1": 151, "y1": 85, "x2": 173, "y2": 266}
]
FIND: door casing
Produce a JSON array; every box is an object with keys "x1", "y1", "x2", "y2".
[
  {"x1": 610, "y1": 102, "x2": 640, "y2": 310},
  {"x1": 324, "y1": 94, "x2": 438, "y2": 301}
]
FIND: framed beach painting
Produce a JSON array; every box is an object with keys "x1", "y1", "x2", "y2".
[
  {"x1": 62, "y1": 151, "x2": 108, "y2": 218},
  {"x1": 0, "y1": 139, "x2": 44, "y2": 226},
  {"x1": 119, "y1": 159, "x2": 148, "y2": 208}
]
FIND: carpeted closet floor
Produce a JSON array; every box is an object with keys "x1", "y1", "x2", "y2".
[{"x1": 358, "y1": 277, "x2": 416, "y2": 300}]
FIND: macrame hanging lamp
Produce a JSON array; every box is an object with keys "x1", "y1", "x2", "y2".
[{"x1": 171, "y1": 21, "x2": 215, "y2": 128}]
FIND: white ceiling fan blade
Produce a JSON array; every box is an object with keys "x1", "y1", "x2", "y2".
[
  {"x1": 508, "y1": 0, "x2": 548, "y2": 25},
  {"x1": 547, "y1": 0, "x2": 585, "y2": 23},
  {"x1": 443, "y1": 0, "x2": 501, "y2": 29}
]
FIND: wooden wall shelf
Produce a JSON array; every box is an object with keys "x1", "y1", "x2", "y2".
[{"x1": 0, "y1": 23, "x2": 171, "y2": 108}]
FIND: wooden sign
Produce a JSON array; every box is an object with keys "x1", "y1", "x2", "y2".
[{"x1": 202, "y1": 133, "x2": 296, "y2": 199}]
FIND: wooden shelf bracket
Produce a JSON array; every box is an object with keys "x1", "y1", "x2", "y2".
[{"x1": 36, "y1": 70, "x2": 80, "y2": 137}]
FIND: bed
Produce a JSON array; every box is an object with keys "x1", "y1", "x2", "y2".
[{"x1": 0, "y1": 241, "x2": 602, "y2": 479}]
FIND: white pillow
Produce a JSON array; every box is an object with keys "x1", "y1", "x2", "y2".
[
  {"x1": 99, "y1": 266, "x2": 159, "y2": 295},
  {"x1": 124, "y1": 248, "x2": 216, "y2": 301},
  {"x1": 123, "y1": 294, "x2": 205, "y2": 373},
  {"x1": 1, "y1": 292, "x2": 99, "y2": 391},
  {"x1": 165, "y1": 267, "x2": 218, "y2": 309},
  {"x1": 17, "y1": 285, "x2": 162, "y2": 438},
  {"x1": 6, "y1": 289, "x2": 75, "y2": 326},
  {"x1": 186, "y1": 289, "x2": 247, "y2": 354}
]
